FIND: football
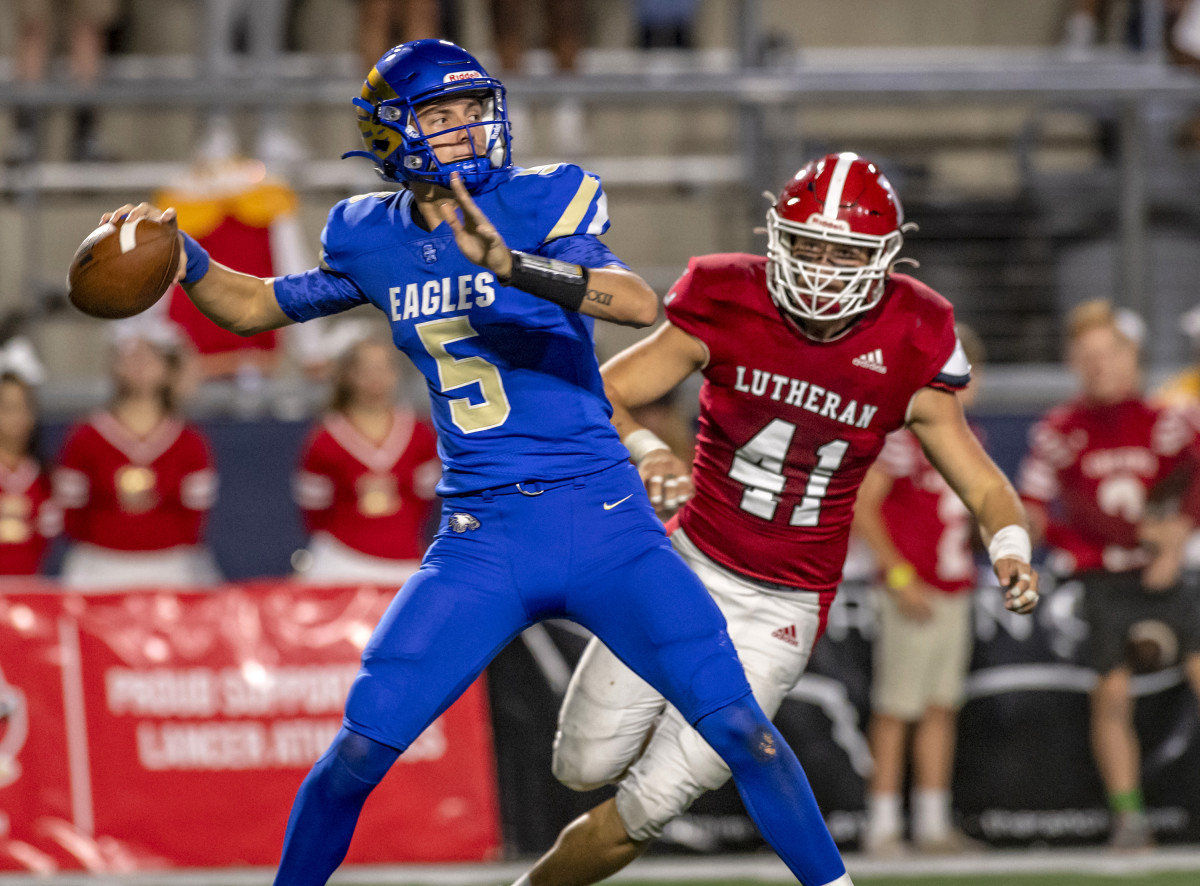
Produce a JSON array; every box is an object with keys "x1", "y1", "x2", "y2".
[{"x1": 67, "y1": 217, "x2": 181, "y2": 319}]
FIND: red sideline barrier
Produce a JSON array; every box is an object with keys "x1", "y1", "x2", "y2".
[{"x1": 0, "y1": 582, "x2": 501, "y2": 872}]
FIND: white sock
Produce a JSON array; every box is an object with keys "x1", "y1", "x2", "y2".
[
  {"x1": 912, "y1": 788, "x2": 952, "y2": 843},
  {"x1": 866, "y1": 792, "x2": 902, "y2": 842},
  {"x1": 510, "y1": 874, "x2": 532, "y2": 886}
]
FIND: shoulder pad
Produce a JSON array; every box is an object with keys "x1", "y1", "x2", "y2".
[
  {"x1": 346, "y1": 191, "x2": 395, "y2": 205},
  {"x1": 510, "y1": 163, "x2": 610, "y2": 240}
]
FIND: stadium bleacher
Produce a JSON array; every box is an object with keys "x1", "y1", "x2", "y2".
[{"x1": 2, "y1": 0, "x2": 1200, "y2": 402}]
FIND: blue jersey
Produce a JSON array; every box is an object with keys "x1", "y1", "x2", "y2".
[{"x1": 273, "y1": 164, "x2": 635, "y2": 495}]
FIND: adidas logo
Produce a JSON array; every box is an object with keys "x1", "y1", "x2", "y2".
[
  {"x1": 772, "y1": 624, "x2": 799, "y2": 647},
  {"x1": 852, "y1": 348, "x2": 887, "y2": 374}
]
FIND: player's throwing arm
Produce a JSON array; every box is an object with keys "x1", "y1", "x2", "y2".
[{"x1": 93, "y1": 203, "x2": 292, "y2": 336}]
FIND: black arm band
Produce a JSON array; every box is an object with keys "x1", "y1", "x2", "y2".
[{"x1": 499, "y1": 250, "x2": 589, "y2": 311}]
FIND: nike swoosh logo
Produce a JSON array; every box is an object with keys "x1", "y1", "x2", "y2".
[{"x1": 603, "y1": 494, "x2": 634, "y2": 510}]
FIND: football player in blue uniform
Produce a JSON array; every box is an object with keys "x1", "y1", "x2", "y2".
[{"x1": 102, "y1": 39, "x2": 854, "y2": 886}]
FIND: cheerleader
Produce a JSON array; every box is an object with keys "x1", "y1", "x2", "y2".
[
  {"x1": 294, "y1": 338, "x2": 439, "y2": 585},
  {"x1": 53, "y1": 320, "x2": 219, "y2": 589}
]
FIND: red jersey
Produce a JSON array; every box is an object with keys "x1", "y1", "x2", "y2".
[
  {"x1": 53, "y1": 413, "x2": 217, "y2": 551},
  {"x1": 666, "y1": 254, "x2": 966, "y2": 593},
  {"x1": 876, "y1": 428, "x2": 978, "y2": 593},
  {"x1": 0, "y1": 458, "x2": 61, "y2": 574},
  {"x1": 294, "y1": 410, "x2": 440, "y2": 560},
  {"x1": 1017, "y1": 397, "x2": 1198, "y2": 574}
]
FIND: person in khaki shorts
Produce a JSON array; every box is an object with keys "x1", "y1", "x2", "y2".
[
  {"x1": 10, "y1": 0, "x2": 121, "y2": 164},
  {"x1": 855, "y1": 324, "x2": 988, "y2": 857}
]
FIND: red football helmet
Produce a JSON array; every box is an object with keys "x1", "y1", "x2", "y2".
[{"x1": 766, "y1": 152, "x2": 905, "y2": 323}]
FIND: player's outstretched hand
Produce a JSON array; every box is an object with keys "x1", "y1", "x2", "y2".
[
  {"x1": 101, "y1": 202, "x2": 177, "y2": 228},
  {"x1": 995, "y1": 558, "x2": 1039, "y2": 614},
  {"x1": 102, "y1": 203, "x2": 185, "y2": 282},
  {"x1": 438, "y1": 172, "x2": 514, "y2": 279},
  {"x1": 638, "y1": 449, "x2": 693, "y2": 517}
]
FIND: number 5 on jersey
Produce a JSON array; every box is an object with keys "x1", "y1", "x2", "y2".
[
  {"x1": 729, "y1": 418, "x2": 848, "y2": 526},
  {"x1": 416, "y1": 316, "x2": 512, "y2": 433}
]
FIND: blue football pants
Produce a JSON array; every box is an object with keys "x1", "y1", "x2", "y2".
[{"x1": 273, "y1": 462, "x2": 847, "y2": 886}]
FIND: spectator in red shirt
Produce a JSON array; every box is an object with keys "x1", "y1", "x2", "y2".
[
  {"x1": 1017, "y1": 299, "x2": 1200, "y2": 849},
  {"x1": 293, "y1": 337, "x2": 440, "y2": 585},
  {"x1": 53, "y1": 319, "x2": 219, "y2": 589}
]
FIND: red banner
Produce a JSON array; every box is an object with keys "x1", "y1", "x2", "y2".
[{"x1": 0, "y1": 582, "x2": 501, "y2": 872}]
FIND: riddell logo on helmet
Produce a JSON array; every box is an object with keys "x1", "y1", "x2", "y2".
[
  {"x1": 804, "y1": 213, "x2": 850, "y2": 232},
  {"x1": 444, "y1": 71, "x2": 483, "y2": 83}
]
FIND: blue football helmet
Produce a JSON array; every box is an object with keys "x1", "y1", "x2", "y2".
[{"x1": 344, "y1": 39, "x2": 512, "y2": 192}]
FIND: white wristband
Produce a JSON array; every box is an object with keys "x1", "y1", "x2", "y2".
[
  {"x1": 988, "y1": 524, "x2": 1032, "y2": 566},
  {"x1": 623, "y1": 429, "x2": 670, "y2": 465}
]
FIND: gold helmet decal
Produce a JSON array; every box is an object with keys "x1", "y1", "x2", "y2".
[{"x1": 356, "y1": 67, "x2": 405, "y2": 163}]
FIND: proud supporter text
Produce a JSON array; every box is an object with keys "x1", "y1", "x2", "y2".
[
  {"x1": 106, "y1": 665, "x2": 447, "y2": 771},
  {"x1": 106, "y1": 665, "x2": 354, "y2": 717}
]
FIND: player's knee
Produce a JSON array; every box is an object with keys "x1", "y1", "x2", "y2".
[
  {"x1": 615, "y1": 788, "x2": 669, "y2": 842},
  {"x1": 614, "y1": 776, "x2": 696, "y2": 843},
  {"x1": 551, "y1": 730, "x2": 626, "y2": 791},
  {"x1": 318, "y1": 727, "x2": 399, "y2": 799},
  {"x1": 693, "y1": 696, "x2": 778, "y2": 772},
  {"x1": 552, "y1": 761, "x2": 611, "y2": 792},
  {"x1": 613, "y1": 737, "x2": 729, "y2": 842}
]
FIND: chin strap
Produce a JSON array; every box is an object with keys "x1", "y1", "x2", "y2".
[{"x1": 340, "y1": 149, "x2": 400, "y2": 182}]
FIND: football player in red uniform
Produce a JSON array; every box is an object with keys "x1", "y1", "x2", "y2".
[
  {"x1": 854, "y1": 325, "x2": 987, "y2": 856},
  {"x1": 294, "y1": 338, "x2": 441, "y2": 584},
  {"x1": 514, "y1": 153, "x2": 1039, "y2": 886},
  {"x1": 53, "y1": 321, "x2": 219, "y2": 588},
  {"x1": 1017, "y1": 299, "x2": 1200, "y2": 849}
]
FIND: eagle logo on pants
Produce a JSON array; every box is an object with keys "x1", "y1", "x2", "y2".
[{"x1": 448, "y1": 512, "x2": 481, "y2": 533}]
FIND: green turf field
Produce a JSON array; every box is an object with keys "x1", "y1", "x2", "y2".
[
  {"x1": 855, "y1": 879, "x2": 1197, "y2": 885},
  {"x1": 610, "y1": 877, "x2": 1200, "y2": 886},
  {"x1": 847, "y1": 877, "x2": 1196, "y2": 885},
  {"x1": 9, "y1": 857, "x2": 1199, "y2": 886}
]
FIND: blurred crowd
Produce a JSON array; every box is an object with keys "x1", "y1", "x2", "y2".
[
  {"x1": 16, "y1": 1, "x2": 1200, "y2": 167},
  {"x1": 4, "y1": 0, "x2": 704, "y2": 167}
]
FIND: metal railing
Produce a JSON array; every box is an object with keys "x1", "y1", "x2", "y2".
[{"x1": 6, "y1": 42, "x2": 1199, "y2": 309}]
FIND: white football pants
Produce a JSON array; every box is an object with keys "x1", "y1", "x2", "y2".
[{"x1": 551, "y1": 527, "x2": 824, "y2": 841}]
